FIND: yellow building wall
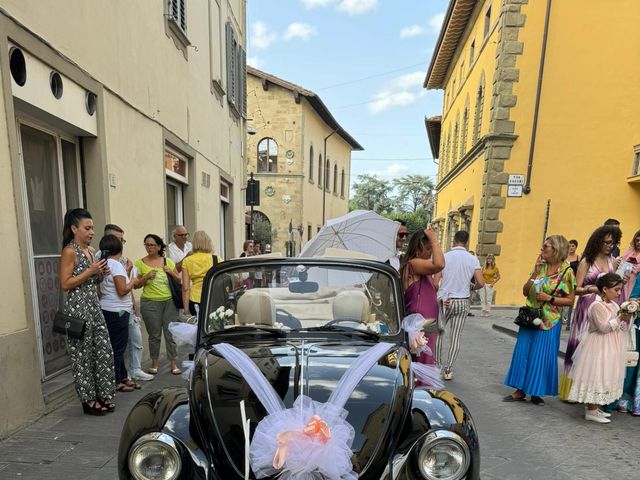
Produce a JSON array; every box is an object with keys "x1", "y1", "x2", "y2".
[{"x1": 496, "y1": 0, "x2": 640, "y2": 304}]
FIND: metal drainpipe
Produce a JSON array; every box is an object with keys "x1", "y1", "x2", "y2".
[{"x1": 523, "y1": 0, "x2": 553, "y2": 194}]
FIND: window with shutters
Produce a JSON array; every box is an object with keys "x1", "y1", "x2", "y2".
[
  {"x1": 225, "y1": 22, "x2": 247, "y2": 118},
  {"x1": 165, "y1": 0, "x2": 190, "y2": 51}
]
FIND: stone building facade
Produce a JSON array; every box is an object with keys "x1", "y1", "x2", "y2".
[
  {"x1": 0, "y1": 0, "x2": 248, "y2": 438},
  {"x1": 246, "y1": 67, "x2": 362, "y2": 254},
  {"x1": 425, "y1": 0, "x2": 640, "y2": 304}
]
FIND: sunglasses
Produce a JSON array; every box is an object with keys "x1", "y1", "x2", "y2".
[{"x1": 398, "y1": 232, "x2": 408, "y2": 238}]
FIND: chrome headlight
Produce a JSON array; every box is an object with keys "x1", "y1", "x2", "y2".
[
  {"x1": 417, "y1": 430, "x2": 470, "y2": 480},
  {"x1": 128, "y1": 432, "x2": 182, "y2": 480}
]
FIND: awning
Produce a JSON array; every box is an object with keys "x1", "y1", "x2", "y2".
[{"x1": 458, "y1": 196, "x2": 474, "y2": 212}]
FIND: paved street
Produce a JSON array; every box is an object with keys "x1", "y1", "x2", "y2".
[{"x1": 1, "y1": 310, "x2": 639, "y2": 479}]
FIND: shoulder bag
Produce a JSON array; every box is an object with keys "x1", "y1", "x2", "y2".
[
  {"x1": 626, "y1": 323, "x2": 639, "y2": 368},
  {"x1": 53, "y1": 311, "x2": 86, "y2": 339},
  {"x1": 164, "y1": 258, "x2": 183, "y2": 309},
  {"x1": 514, "y1": 267, "x2": 569, "y2": 330}
]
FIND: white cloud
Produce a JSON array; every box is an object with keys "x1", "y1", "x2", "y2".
[
  {"x1": 427, "y1": 12, "x2": 446, "y2": 33},
  {"x1": 283, "y1": 23, "x2": 317, "y2": 41},
  {"x1": 368, "y1": 71, "x2": 424, "y2": 113},
  {"x1": 400, "y1": 25, "x2": 424, "y2": 38},
  {"x1": 365, "y1": 162, "x2": 410, "y2": 178},
  {"x1": 337, "y1": 0, "x2": 378, "y2": 15},
  {"x1": 399, "y1": 12, "x2": 446, "y2": 39},
  {"x1": 301, "y1": 0, "x2": 336, "y2": 7},
  {"x1": 247, "y1": 56, "x2": 265, "y2": 69},
  {"x1": 250, "y1": 21, "x2": 277, "y2": 50}
]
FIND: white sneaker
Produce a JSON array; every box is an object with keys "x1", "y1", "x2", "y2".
[
  {"x1": 132, "y1": 369, "x2": 155, "y2": 381},
  {"x1": 597, "y1": 409, "x2": 612, "y2": 418},
  {"x1": 585, "y1": 409, "x2": 610, "y2": 423},
  {"x1": 443, "y1": 369, "x2": 454, "y2": 381}
]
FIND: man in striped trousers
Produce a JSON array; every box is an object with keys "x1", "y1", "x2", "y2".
[{"x1": 436, "y1": 231, "x2": 485, "y2": 380}]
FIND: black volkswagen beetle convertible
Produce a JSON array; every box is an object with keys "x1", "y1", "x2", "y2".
[{"x1": 118, "y1": 256, "x2": 480, "y2": 480}]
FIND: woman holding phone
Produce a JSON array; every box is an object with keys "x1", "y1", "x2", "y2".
[{"x1": 59, "y1": 208, "x2": 115, "y2": 415}]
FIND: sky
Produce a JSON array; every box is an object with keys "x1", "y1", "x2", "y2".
[{"x1": 246, "y1": 0, "x2": 450, "y2": 192}]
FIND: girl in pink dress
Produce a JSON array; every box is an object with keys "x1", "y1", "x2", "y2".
[
  {"x1": 401, "y1": 225, "x2": 445, "y2": 365},
  {"x1": 567, "y1": 273, "x2": 631, "y2": 423}
]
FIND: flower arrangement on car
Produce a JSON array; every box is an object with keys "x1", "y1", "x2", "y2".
[{"x1": 208, "y1": 306, "x2": 234, "y2": 330}]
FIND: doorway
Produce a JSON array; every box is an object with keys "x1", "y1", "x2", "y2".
[{"x1": 18, "y1": 122, "x2": 83, "y2": 379}]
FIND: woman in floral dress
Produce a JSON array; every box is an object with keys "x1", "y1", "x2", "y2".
[
  {"x1": 59, "y1": 208, "x2": 116, "y2": 415},
  {"x1": 559, "y1": 225, "x2": 621, "y2": 400}
]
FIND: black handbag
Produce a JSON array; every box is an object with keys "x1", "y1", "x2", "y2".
[
  {"x1": 53, "y1": 311, "x2": 86, "y2": 339},
  {"x1": 514, "y1": 268, "x2": 569, "y2": 329},
  {"x1": 165, "y1": 258, "x2": 183, "y2": 309}
]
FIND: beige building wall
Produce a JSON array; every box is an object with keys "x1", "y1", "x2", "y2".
[
  {"x1": 246, "y1": 70, "x2": 358, "y2": 254},
  {"x1": 0, "y1": 0, "x2": 247, "y2": 438}
]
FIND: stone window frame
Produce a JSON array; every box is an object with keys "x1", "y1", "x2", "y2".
[
  {"x1": 340, "y1": 168, "x2": 346, "y2": 198},
  {"x1": 452, "y1": 112, "x2": 460, "y2": 166},
  {"x1": 165, "y1": 0, "x2": 191, "y2": 55},
  {"x1": 472, "y1": 72, "x2": 486, "y2": 144},
  {"x1": 483, "y1": 5, "x2": 492, "y2": 39},
  {"x1": 308, "y1": 145, "x2": 314, "y2": 183},
  {"x1": 632, "y1": 145, "x2": 640, "y2": 177},
  {"x1": 318, "y1": 153, "x2": 323, "y2": 189},
  {"x1": 469, "y1": 39, "x2": 475, "y2": 64},
  {"x1": 461, "y1": 96, "x2": 470, "y2": 158},
  {"x1": 325, "y1": 158, "x2": 331, "y2": 192},
  {"x1": 333, "y1": 164, "x2": 338, "y2": 195}
]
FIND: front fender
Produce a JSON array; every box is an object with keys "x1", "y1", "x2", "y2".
[
  {"x1": 386, "y1": 388, "x2": 480, "y2": 479},
  {"x1": 117, "y1": 387, "x2": 210, "y2": 479}
]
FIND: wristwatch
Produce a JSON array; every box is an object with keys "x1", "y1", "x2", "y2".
[{"x1": 549, "y1": 296, "x2": 556, "y2": 304}]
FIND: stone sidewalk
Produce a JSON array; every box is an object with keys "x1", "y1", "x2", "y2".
[{"x1": 0, "y1": 363, "x2": 185, "y2": 480}]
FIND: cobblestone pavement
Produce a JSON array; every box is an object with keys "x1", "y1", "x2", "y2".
[{"x1": 1, "y1": 310, "x2": 639, "y2": 479}]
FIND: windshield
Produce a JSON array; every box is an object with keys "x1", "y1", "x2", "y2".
[{"x1": 202, "y1": 262, "x2": 400, "y2": 335}]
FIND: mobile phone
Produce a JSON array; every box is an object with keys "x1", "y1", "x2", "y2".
[{"x1": 100, "y1": 249, "x2": 111, "y2": 260}]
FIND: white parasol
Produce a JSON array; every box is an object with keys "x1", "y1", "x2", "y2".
[{"x1": 299, "y1": 210, "x2": 399, "y2": 262}]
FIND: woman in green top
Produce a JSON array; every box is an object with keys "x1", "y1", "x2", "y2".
[{"x1": 135, "y1": 234, "x2": 182, "y2": 375}]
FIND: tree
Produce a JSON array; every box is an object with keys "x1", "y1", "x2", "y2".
[
  {"x1": 349, "y1": 174, "x2": 393, "y2": 214},
  {"x1": 392, "y1": 175, "x2": 435, "y2": 212},
  {"x1": 389, "y1": 208, "x2": 430, "y2": 236}
]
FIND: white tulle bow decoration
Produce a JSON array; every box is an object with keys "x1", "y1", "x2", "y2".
[
  {"x1": 401, "y1": 313, "x2": 432, "y2": 356},
  {"x1": 401, "y1": 314, "x2": 443, "y2": 390},
  {"x1": 212, "y1": 342, "x2": 393, "y2": 480}
]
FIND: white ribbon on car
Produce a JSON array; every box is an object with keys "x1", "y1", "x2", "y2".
[
  {"x1": 401, "y1": 314, "x2": 443, "y2": 390},
  {"x1": 212, "y1": 342, "x2": 393, "y2": 480}
]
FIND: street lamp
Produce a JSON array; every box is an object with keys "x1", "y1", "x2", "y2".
[{"x1": 322, "y1": 129, "x2": 338, "y2": 225}]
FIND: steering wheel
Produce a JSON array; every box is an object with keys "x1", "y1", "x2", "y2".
[{"x1": 324, "y1": 318, "x2": 363, "y2": 327}]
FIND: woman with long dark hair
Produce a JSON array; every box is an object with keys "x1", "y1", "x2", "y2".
[
  {"x1": 622, "y1": 229, "x2": 640, "y2": 300},
  {"x1": 135, "y1": 234, "x2": 182, "y2": 375},
  {"x1": 559, "y1": 225, "x2": 622, "y2": 400},
  {"x1": 504, "y1": 235, "x2": 575, "y2": 405},
  {"x1": 59, "y1": 208, "x2": 116, "y2": 415},
  {"x1": 400, "y1": 225, "x2": 445, "y2": 365}
]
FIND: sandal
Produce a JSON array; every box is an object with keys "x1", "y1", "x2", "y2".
[
  {"x1": 147, "y1": 367, "x2": 158, "y2": 375},
  {"x1": 82, "y1": 401, "x2": 107, "y2": 416},
  {"x1": 116, "y1": 383, "x2": 135, "y2": 392},
  {"x1": 531, "y1": 396, "x2": 545, "y2": 406},
  {"x1": 125, "y1": 379, "x2": 142, "y2": 390},
  {"x1": 102, "y1": 400, "x2": 116, "y2": 412},
  {"x1": 171, "y1": 368, "x2": 183, "y2": 375},
  {"x1": 502, "y1": 393, "x2": 526, "y2": 402}
]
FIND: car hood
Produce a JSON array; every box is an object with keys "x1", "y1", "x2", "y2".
[{"x1": 193, "y1": 339, "x2": 411, "y2": 478}]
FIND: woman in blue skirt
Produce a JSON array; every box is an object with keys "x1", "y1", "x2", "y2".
[{"x1": 503, "y1": 235, "x2": 576, "y2": 405}]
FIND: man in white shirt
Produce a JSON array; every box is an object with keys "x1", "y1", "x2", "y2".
[
  {"x1": 167, "y1": 225, "x2": 193, "y2": 271},
  {"x1": 389, "y1": 221, "x2": 408, "y2": 270},
  {"x1": 436, "y1": 230, "x2": 485, "y2": 380}
]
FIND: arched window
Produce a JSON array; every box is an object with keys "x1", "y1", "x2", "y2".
[
  {"x1": 257, "y1": 137, "x2": 278, "y2": 173},
  {"x1": 452, "y1": 113, "x2": 459, "y2": 166},
  {"x1": 318, "y1": 154, "x2": 323, "y2": 188},
  {"x1": 473, "y1": 73, "x2": 486, "y2": 144},
  {"x1": 340, "y1": 169, "x2": 345, "y2": 197},
  {"x1": 461, "y1": 99, "x2": 469, "y2": 158},
  {"x1": 445, "y1": 131, "x2": 451, "y2": 173},
  {"x1": 309, "y1": 145, "x2": 314, "y2": 182},
  {"x1": 325, "y1": 159, "x2": 330, "y2": 191},
  {"x1": 333, "y1": 164, "x2": 338, "y2": 193}
]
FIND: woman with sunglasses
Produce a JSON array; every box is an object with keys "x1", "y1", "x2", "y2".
[
  {"x1": 135, "y1": 234, "x2": 182, "y2": 375},
  {"x1": 559, "y1": 225, "x2": 622, "y2": 400}
]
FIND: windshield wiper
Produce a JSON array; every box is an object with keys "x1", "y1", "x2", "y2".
[
  {"x1": 298, "y1": 325, "x2": 380, "y2": 340},
  {"x1": 214, "y1": 326, "x2": 286, "y2": 337}
]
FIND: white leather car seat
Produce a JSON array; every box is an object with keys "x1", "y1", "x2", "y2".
[
  {"x1": 237, "y1": 290, "x2": 276, "y2": 326},
  {"x1": 332, "y1": 290, "x2": 370, "y2": 323}
]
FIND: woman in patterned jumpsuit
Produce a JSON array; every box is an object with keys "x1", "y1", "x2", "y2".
[{"x1": 59, "y1": 208, "x2": 116, "y2": 415}]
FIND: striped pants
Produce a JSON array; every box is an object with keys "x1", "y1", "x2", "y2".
[{"x1": 436, "y1": 298, "x2": 470, "y2": 371}]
